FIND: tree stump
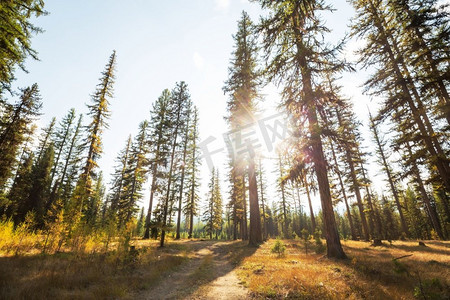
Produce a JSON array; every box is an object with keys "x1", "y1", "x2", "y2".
[{"x1": 372, "y1": 239, "x2": 383, "y2": 246}]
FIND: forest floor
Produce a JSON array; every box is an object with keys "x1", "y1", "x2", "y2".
[
  {"x1": 237, "y1": 239, "x2": 450, "y2": 299},
  {"x1": 1, "y1": 238, "x2": 449, "y2": 299}
]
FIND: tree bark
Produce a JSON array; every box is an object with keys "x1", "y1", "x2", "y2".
[
  {"x1": 241, "y1": 175, "x2": 248, "y2": 240},
  {"x1": 248, "y1": 156, "x2": 262, "y2": 245},
  {"x1": 278, "y1": 156, "x2": 289, "y2": 237},
  {"x1": 160, "y1": 87, "x2": 184, "y2": 247},
  {"x1": 292, "y1": 10, "x2": 346, "y2": 258},
  {"x1": 176, "y1": 109, "x2": 191, "y2": 240},
  {"x1": 258, "y1": 160, "x2": 267, "y2": 240},
  {"x1": 301, "y1": 172, "x2": 316, "y2": 233}
]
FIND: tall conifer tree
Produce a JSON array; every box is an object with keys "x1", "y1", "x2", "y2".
[
  {"x1": 0, "y1": 84, "x2": 42, "y2": 190},
  {"x1": 70, "y1": 51, "x2": 116, "y2": 225},
  {"x1": 223, "y1": 11, "x2": 262, "y2": 246},
  {"x1": 253, "y1": 0, "x2": 347, "y2": 258}
]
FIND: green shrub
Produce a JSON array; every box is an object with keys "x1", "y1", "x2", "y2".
[
  {"x1": 414, "y1": 278, "x2": 448, "y2": 300},
  {"x1": 301, "y1": 229, "x2": 311, "y2": 254},
  {"x1": 314, "y1": 230, "x2": 326, "y2": 254},
  {"x1": 271, "y1": 239, "x2": 286, "y2": 257}
]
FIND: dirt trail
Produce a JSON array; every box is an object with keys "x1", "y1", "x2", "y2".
[{"x1": 138, "y1": 241, "x2": 249, "y2": 300}]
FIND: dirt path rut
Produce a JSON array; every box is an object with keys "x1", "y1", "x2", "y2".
[{"x1": 138, "y1": 241, "x2": 249, "y2": 299}]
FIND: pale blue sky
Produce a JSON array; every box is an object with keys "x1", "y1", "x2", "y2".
[{"x1": 12, "y1": 0, "x2": 383, "y2": 214}]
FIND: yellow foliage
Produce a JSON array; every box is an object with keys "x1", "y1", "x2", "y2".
[{"x1": 0, "y1": 214, "x2": 41, "y2": 256}]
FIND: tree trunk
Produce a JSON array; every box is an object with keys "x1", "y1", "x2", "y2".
[
  {"x1": 176, "y1": 111, "x2": 190, "y2": 240},
  {"x1": 242, "y1": 175, "x2": 248, "y2": 240},
  {"x1": 160, "y1": 94, "x2": 183, "y2": 247},
  {"x1": 302, "y1": 173, "x2": 316, "y2": 233},
  {"x1": 233, "y1": 203, "x2": 237, "y2": 240},
  {"x1": 278, "y1": 156, "x2": 289, "y2": 237},
  {"x1": 259, "y1": 163, "x2": 267, "y2": 240},
  {"x1": 307, "y1": 105, "x2": 347, "y2": 257},
  {"x1": 248, "y1": 157, "x2": 262, "y2": 246},
  {"x1": 292, "y1": 11, "x2": 346, "y2": 258},
  {"x1": 143, "y1": 169, "x2": 156, "y2": 239}
]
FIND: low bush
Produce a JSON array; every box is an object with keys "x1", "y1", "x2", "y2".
[{"x1": 271, "y1": 239, "x2": 286, "y2": 257}]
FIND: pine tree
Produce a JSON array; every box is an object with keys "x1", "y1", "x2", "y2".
[
  {"x1": 388, "y1": 92, "x2": 448, "y2": 239},
  {"x1": 17, "y1": 144, "x2": 54, "y2": 227},
  {"x1": 350, "y1": 0, "x2": 450, "y2": 195},
  {"x1": 203, "y1": 168, "x2": 223, "y2": 239},
  {"x1": 9, "y1": 123, "x2": 36, "y2": 188},
  {"x1": 254, "y1": 0, "x2": 347, "y2": 258},
  {"x1": 403, "y1": 139, "x2": 445, "y2": 239},
  {"x1": 109, "y1": 136, "x2": 132, "y2": 218},
  {"x1": 184, "y1": 107, "x2": 201, "y2": 239},
  {"x1": 0, "y1": 84, "x2": 42, "y2": 190},
  {"x1": 360, "y1": 160, "x2": 383, "y2": 242},
  {"x1": 31, "y1": 117, "x2": 57, "y2": 213},
  {"x1": 0, "y1": 0, "x2": 46, "y2": 93},
  {"x1": 387, "y1": 0, "x2": 450, "y2": 125},
  {"x1": 381, "y1": 195, "x2": 399, "y2": 240},
  {"x1": 223, "y1": 11, "x2": 262, "y2": 246},
  {"x1": 118, "y1": 121, "x2": 149, "y2": 227},
  {"x1": 136, "y1": 207, "x2": 145, "y2": 236},
  {"x1": 144, "y1": 90, "x2": 172, "y2": 239},
  {"x1": 175, "y1": 101, "x2": 192, "y2": 239},
  {"x1": 333, "y1": 105, "x2": 370, "y2": 241},
  {"x1": 204, "y1": 169, "x2": 216, "y2": 240},
  {"x1": 213, "y1": 170, "x2": 223, "y2": 239},
  {"x1": 160, "y1": 82, "x2": 190, "y2": 247},
  {"x1": 277, "y1": 152, "x2": 290, "y2": 238},
  {"x1": 57, "y1": 114, "x2": 83, "y2": 207},
  {"x1": 46, "y1": 110, "x2": 77, "y2": 214},
  {"x1": 70, "y1": 51, "x2": 116, "y2": 225},
  {"x1": 36, "y1": 117, "x2": 56, "y2": 161},
  {"x1": 241, "y1": 174, "x2": 248, "y2": 240},
  {"x1": 325, "y1": 129, "x2": 357, "y2": 240},
  {"x1": 227, "y1": 159, "x2": 243, "y2": 240},
  {"x1": 257, "y1": 158, "x2": 268, "y2": 240},
  {"x1": 5, "y1": 153, "x2": 33, "y2": 220},
  {"x1": 301, "y1": 170, "x2": 316, "y2": 234},
  {"x1": 404, "y1": 187, "x2": 429, "y2": 239},
  {"x1": 369, "y1": 109, "x2": 409, "y2": 236},
  {"x1": 85, "y1": 172, "x2": 105, "y2": 226},
  {"x1": 50, "y1": 108, "x2": 76, "y2": 187}
]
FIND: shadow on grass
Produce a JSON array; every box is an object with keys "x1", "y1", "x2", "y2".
[
  {"x1": 334, "y1": 241, "x2": 450, "y2": 299},
  {"x1": 389, "y1": 241, "x2": 450, "y2": 256},
  {"x1": 0, "y1": 241, "x2": 195, "y2": 299}
]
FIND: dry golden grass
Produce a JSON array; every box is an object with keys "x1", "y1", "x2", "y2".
[
  {"x1": 237, "y1": 239, "x2": 450, "y2": 299},
  {"x1": 1, "y1": 232, "x2": 449, "y2": 300},
  {"x1": 0, "y1": 238, "x2": 194, "y2": 299}
]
